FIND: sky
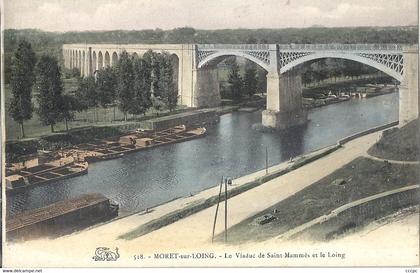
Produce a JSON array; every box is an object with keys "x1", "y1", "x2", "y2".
[{"x1": 3, "y1": 0, "x2": 418, "y2": 32}]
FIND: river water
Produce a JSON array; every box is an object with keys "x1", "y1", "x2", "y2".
[{"x1": 8, "y1": 93, "x2": 399, "y2": 216}]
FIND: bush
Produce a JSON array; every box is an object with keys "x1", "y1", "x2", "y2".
[{"x1": 6, "y1": 140, "x2": 38, "y2": 163}]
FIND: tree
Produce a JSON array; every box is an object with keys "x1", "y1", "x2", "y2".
[
  {"x1": 166, "y1": 27, "x2": 196, "y2": 43},
  {"x1": 256, "y1": 68, "x2": 267, "y2": 93},
  {"x1": 9, "y1": 40, "x2": 36, "y2": 138},
  {"x1": 151, "y1": 96, "x2": 165, "y2": 114},
  {"x1": 159, "y1": 53, "x2": 178, "y2": 111},
  {"x1": 243, "y1": 60, "x2": 258, "y2": 97},
  {"x1": 148, "y1": 51, "x2": 163, "y2": 98},
  {"x1": 130, "y1": 56, "x2": 152, "y2": 116},
  {"x1": 75, "y1": 76, "x2": 98, "y2": 121},
  {"x1": 61, "y1": 94, "x2": 83, "y2": 131},
  {"x1": 96, "y1": 67, "x2": 117, "y2": 108},
  {"x1": 35, "y1": 55, "x2": 65, "y2": 132},
  {"x1": 116, "y1": 51, "x2": 135, "y2": 121},
  {"x1": 326, "y1": 58, "x2": 343, "y2": 82},
  {"x1": 96, "y1": 66, "x2": 117, "y2": 121},
  {"x1": 227, "y1": 59, "x2": 243, "y2": 101},
  {"x1": 343, "y1": 60, "x2": 363, "y2": 80}
]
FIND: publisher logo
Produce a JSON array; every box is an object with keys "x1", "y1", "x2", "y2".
[{"x1": 92, "y1": 247, "x2": 120, "y2": 261}]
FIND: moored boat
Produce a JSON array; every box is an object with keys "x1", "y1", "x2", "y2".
[
  {"x1": 77, "y1": 125, "x2": 206, "y2": 163},
  {"x1": 7, "y1": 193, "x2": 119, "y2": 241},
  {"x1": 6, "y1": 161, "x2": 88, "y2": 195}
]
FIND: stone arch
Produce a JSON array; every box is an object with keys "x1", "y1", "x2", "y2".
[
  {"x1": 104, "y1": 51, "x2": 111, "y2": 67},
  {"x1": 98, "y1": 51, "x2": 103, "y2": 69},
  {"x1": 92, "y1": 51, "x2": 97, "y2": 72},
  {"x1": 198, "y1": 51, "x2": 271, "y2": 72},
  {"x1": 280, "y1": 52, "x2": 403, "y2": 82},
  {"x1": 112, "y1": 52, "x2": 118, "y2": 66}
]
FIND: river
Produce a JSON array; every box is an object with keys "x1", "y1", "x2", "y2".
[{"x1": 7, "y1": 93, "x2": 399, "y2": 216}]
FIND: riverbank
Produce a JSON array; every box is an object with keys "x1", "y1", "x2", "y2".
[
  {"x1": 5, "y1": 126, "x2": 404, "y2": 267},
  {"x1": 303, "y1": 84, "x2": 397, "y2": 109}
]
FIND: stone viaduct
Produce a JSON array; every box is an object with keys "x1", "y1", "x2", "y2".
[{"x1": 62, "y1": 43, "x2": 418, "y2": 129}]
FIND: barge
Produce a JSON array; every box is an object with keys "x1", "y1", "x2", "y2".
[
  {"x1": 76, "y1": 125, "x2": 207, "y2": 163},
  {"x1": 6, "y1": 193, "x2": 118, "y2": 241},
  {"x1": 6, "y1": 161, "x2": 88, "y2": 195}
]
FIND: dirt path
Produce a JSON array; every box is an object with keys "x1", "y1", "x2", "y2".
[
  {"x1": 5, "y1": 130, "x2": 417, "y2": 267},
  {"x1": 364, "y1": 152, "x2": 420, "y2": 165},
  {"x1": 277, "y1": 185, "x2": 419, "y2": 240}
]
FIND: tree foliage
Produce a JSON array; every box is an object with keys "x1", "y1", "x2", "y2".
[
  {"x1": 35, "y1": 55, "x2": 65, "y2": 132},
  {"x1": 227, "y1": 59, "x2": 243, "y2": 101},
  {"x1": 61, "y1": 93, "x2": 83, "y2": 131},
  {"x1": 159, "y1": 53, "x2": 178, "y2": 111},
  {"x1": 243, "y1": 60, "x2": 258, "y2": 97},
  {"x1": 116, "y1": 51, "x2": 135, "y2": 120},
  {"x1": 131, "y1": 56, "x2": 152, "y2": 115},
  {"x1": 75, "y1": 76, "x2": 98, "y2": 110},
  {"x1": 256, "y1": 68, "x2": 268, "y2": 93},
  {"x1": 96, "y1": 66, "x2": 117, "y2": 108},
  {"x1": 9, "y1": 40, "x2": 37, "y2": 138}
]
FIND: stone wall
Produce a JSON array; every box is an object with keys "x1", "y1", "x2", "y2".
[{"x1": 139, "y1": 109, "x2": 219, "y2": 130}]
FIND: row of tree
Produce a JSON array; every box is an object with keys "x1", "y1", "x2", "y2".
[
  {"x1": 75, "y1": 50, "x2": 177, "y2": 122},
  {"x1": 301, "y1": 58, "x2": 382, "y2": 85},
  {"x1": 9, "y1": 40, "x2": 178, "y2": 138},
  {"x1": 9, "y1": 40, "x2": 69, "y2": 137}
]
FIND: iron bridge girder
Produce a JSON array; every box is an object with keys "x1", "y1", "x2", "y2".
[{"x1": 196, "y1": 44, "x2": 404, "y2": 81}]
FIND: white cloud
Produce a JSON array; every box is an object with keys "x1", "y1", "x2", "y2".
[{"x1": 3, "y1": 0, "x2": 418, "y2": 31}]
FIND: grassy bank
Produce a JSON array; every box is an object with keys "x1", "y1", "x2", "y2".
[
  {"x1": 4, "y1": 82, "x2": 188, "y2": 140},
  {"x1": 217, "y1": 156, "x2": 419, "y2": 244},
  {"x1": 368, "y1": 118, "x2": 419, "y2": 161}
]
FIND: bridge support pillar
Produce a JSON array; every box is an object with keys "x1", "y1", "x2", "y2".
[
  {"x1": 262, "y1": 69, "x2": 307, "y2": 129},
  {"x1": 192, "y1": 67, "x2": 221, "y2": 107},
  {"x1": 399, "y1": 46, "x2": 418, "y2": 125}
]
